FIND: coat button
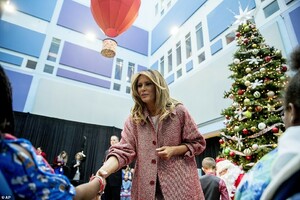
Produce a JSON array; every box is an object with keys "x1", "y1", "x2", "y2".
[
  {"x1": 151, "y1": 159, "x2": 156, "y2": 164},
  {"x1": 152, "y1": 141, "x2": 156, "y2": 145},
  {"x1": 150, "y1": 180, "x2": 155, "y2": 185}
]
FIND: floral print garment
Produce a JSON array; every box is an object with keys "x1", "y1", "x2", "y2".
[
  {"x1": 0, "y1": 134, "x2": 76, "y2": 199},
  {"x1": 235, "y1": 149, "x2": 278, "y2": 200}
]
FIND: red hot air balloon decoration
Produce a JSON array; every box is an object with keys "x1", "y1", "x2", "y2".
[{"x1": 91, "y1": 0, "x2": 141, "y2": 58}]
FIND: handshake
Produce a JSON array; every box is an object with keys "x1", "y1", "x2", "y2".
[{"x1": 90, "y1": 169, "x2": 108, "y2": 196}]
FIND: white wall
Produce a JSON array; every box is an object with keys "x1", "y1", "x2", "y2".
[{"x1": 32, "y1": 78, "x2": 133, "y2": 129}]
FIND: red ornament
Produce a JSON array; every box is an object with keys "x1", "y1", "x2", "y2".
[
  {"x1": 242, "y1": 128, "x2": 249, "y2": 135},
  {"x1": 255, "y1": 106, "x2": 263, "y2": 112},
  {"x1": 236, "y1": 32, "x2": 241, "y2": 37},
  {"x1": 281, "y1": 66, "x2": 287, "y2": 72},
  {"x1": 229, "y1": 151, "x2": 235, "y2": 157},
  {"x1": 243, "y1": 38, "x2": 249, "y2": 44},
  {"x1": 219, "y1": 139, "x2": 224, "y2": 144},
  {"x1": 91, "y1": 0, "x2": 141, "y2": 57},
  {"x1": 272, "y1": 127, "x2": 279, "y2": 133},
  {"x1": 264, "y1": 56, "x2": 271, "y2": 62},
  {"x1": 238, "y1": 89, "x2": 244, "y2": 95},
  {"x1": 246, "y1": 155, "x2": 252, "y2": 160}
]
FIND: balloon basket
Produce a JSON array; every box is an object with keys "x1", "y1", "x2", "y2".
[{"x1": 101, "y1": 38, "x2": 117, "y2": 58}]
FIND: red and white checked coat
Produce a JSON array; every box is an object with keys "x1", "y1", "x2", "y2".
[{"x1": 107, "y1": 104, "x2": 206, "y2": 200}]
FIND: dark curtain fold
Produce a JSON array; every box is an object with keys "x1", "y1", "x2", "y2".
[
  {"x1": 13, "y1": 111, "x2": 122, "y2": 183},
  {"x1": 196, "y1": 136, "x2": 221, "y2": 169}
]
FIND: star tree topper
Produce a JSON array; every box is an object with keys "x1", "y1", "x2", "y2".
[{"x1": 232, "y1": 3, "x2": 255, "y2": 26}]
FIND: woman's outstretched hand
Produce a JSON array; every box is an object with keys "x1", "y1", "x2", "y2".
[{"x1": 97, "y1": 168, "x2": 109, "y2": 179}]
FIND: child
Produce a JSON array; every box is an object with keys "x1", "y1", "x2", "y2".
[{"x1": 200, "y1": 157, "x2": 230, "y2": 200}]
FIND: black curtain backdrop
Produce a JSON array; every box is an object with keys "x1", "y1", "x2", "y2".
[
  {"x1": 13, "y1": 112, "x2": 122, "y2": 183},
  {"x1": 12, "y1": 112, "x2": 220, "y2": 182},
  {"x1": 196, "y1": 136, "x2": 221, "y2": 170}
]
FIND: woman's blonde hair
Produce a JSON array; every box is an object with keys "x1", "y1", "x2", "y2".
[
  {"x1": 130, "y1": 70, "x2": 180, "y2": 124},
  {"x1": 59, "y1": 150, "x2": 68, "y2": 163}
]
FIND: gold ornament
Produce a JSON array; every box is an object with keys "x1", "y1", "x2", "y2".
[{"x1": 251, "y1": 126, "x2": 257, "y2": 132}]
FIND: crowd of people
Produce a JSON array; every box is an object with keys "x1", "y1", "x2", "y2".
[{"x1": 0, "y1": 45, "x2": 300, "y2": 199}]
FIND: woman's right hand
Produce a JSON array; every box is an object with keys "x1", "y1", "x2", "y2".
[{"x1": 97, "y1": 168, "x2": 108, "y2": 179}]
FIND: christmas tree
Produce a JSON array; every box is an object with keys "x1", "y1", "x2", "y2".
[{"x1": 218, "y1": 8, "x2": 288, "y2": 171}]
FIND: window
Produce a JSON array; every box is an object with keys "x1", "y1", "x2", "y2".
[
  {"x1": 160, "y1": 56, "x2": 165, "y2": 77},
  {"x1": 285, "y1": 0, "x2": 294, "y2": 4},
  {"x1": 155, "y1": 3, "x2": 158, "y2": 16},
  {"x1": 126, "y1": 86, "x2": 131, "y2": 94},
  {"x1": 263, "y1": 0, "x2": 279, "y2": 18},
  {"x1": 47, "y1": 38, "x2": 61, "y2": 62},
  {"x1": 167, "y1": 1, "x2": 171, "y2": 8},
  {"x1": 198, "y1": 52, "x2": 205, "y2": 64},
  {"x1": 127, "y1": 62, "x2": 135, "y2": 82},
  {"x1": 167, "y1": 49, "x2": 172, "y2": 72},
  {"x1": 195, "y1": 22, "x2": 204, "y2": 50},
  {"x1": 185, "y1": 33, "x2": 192, "y2": 58},
  {"x1": 226, "y1": 32, "x2": 235, "y2": 44},
  {"x1": 44, "y1": 64, "x2": 54, "y2": 74},
  {"x1": 115, "y1": 58, "x2": 123, "y2": 80},
  {"x1": 176, "y1": 41, "x2": 182, "y2": 66},
  {"x1": 26, "y1": 60, "x2": 37, "y2": 69},
  {"x1": 113, "y1": 83, "x2": 121, "y2": 91},
  {"x1": 177, "y1": 68, "x2": 182, "y2": 78}
]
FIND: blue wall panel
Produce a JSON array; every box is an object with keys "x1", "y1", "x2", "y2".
[
  {"x1": 137, "y1": 65, "x2": 147, "y2": 72},
  {"x1": 57, "y1": 0, "x2": 101, "y2": 36},
  {"x1": 116, "y1": 26, "x2": 148, "y2": 56},
  {"x1": 151, "y1": 0, "x2": 207, "y2": 54},
  {"x1": 0, "y1": 52, "x2": 23, "y2": 66},
  {"x1": 151, "y1": 61, "x2": 158, "y2": 70},
  {"x1": 4, "y1": 68, "x2": 32, "y2": 112},
  {"x1": 207, "y1": 0, "x2": 256, "y2": 41},
  {"x1": 166, "y1": 73, "x2": 174, "y2": 85},
  {"x1": 60, "y1": 42, "x2": 113, "y2": 78},
  {"x1": 0, "y1": 21, "x2": 45, "y2": 58},
  {"x1": 11, "y1": 0, "x2": 57, "y2": 21},
  {"x1": 289, "y1": 5, "x2": 300, "y2": 44},
  {"x1": 210, "y1": 39, "x2": 223, "y2": 55},
  {"x1": 57, "y1": 68, "x2": 111, "y2": 89}
]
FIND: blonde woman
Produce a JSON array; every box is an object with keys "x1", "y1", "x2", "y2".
[
  {"x1": 53, "y1": 150, "x2": 68, "y2": 174},
  {"x1": 97, "y1": 70, "x2": 206, "y2": 200}
]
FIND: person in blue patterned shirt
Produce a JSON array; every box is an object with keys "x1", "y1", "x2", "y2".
[{"x1": 0, "y1": 65, "x2": 105, "y2": 199}]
